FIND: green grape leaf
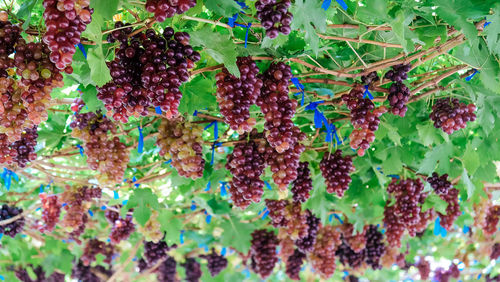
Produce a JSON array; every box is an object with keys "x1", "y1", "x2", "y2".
[
  {"x1": 290, "y1": 0, "x2": 327, "y2": 54},
  {"x1": 126, "y1": 188, "x2": 159, "y2": 226},
  {"x1": 204, "y1": 0, "x2": 241, "y2": 17},
  {"x1": 178, "y1": 75, "x2": 217, "y2": 115},
  {"x1": 220, "y1": 215, "x2": 254, "y2": 253},
  {"x1": 90, "y1": 0, "x2": 120, "y2": 20},
  {"x1": 422, "y1": 194, "x2": 448, "y2": 214}
]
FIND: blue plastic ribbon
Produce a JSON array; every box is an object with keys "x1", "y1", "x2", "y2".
[
  {"x1": 101, "y1": 206, "x2": 107, "y2": 210},
  {"x1": 433, "y1": 217, "x2": 447, "y2": 237},
  {"x1": 113, "y1": 191, "x2": 119, "y2": 199},
  {"x1": 335, "y1": 0, "x2": 348, "y2": 10},
  {"x1": 132, "y1": 176, "x2": 140, "y2": 188},
  {"x1": 205, "y1": 212, "x2": 212, "y2": 224},
  {"x1": 363, "y1": 85, "x2": 374, "y2": 100},
  {"x1": 77, "y1": 43, "x2": 87, "y2": 59},
  {"x1": 190, "y1": 201, "x2": 196, "y2": 211},
  {"x1": 39, "y1": 184, "x2": 44, "y2": 194},
  {"x1": 210, "y1": 142, "x2": 222, "y2": 165},
  {"x1": 261, "y1": 210, "x2": 269, "y2": 219},
  {"x1": 219, "y1": 181, "x2": 228, "y2": 196},
  {"x1": 205, "y1": 181, "x2": 211, "y2": 191},
  {"x1": 465, "y1": 69, "x2": 479, "y2": 81},
  {"x1": 88, "y1": 209, "x2": 94, "y2": 217},
  {"x1": 291, "y1": 77, "x2": 305, "y2": 106},
  {"x1": 193, "y1": 110, "x2": 198, "y2": 116},
  {"x1": 204, "y1": 121, "x2": 219, "y2": 140},
  {"x1": 155, "y1": 106, "x2": 162, "y2": 114},
  {"x1": 228, "y1": 13, "x2": 238, "y2": 27},
  {"x1": 76, "y1": 144, "x2": 84, "y2": 156},
  {"x1": 221, "y1": 247, "x2": 227, "y2": 256},
  {"x1": 306, "y1": 101, "x2": 327, "y2": 128},
  {"x1": 463, "y1": 225, "x2": 470, "y2": 234},
  {"x1": 0, "y1": 233, "x2": 3, "y2": 240},
  {"x1": 0, "y1": 274, "x2": 4, "y2": 281},
  {"x1": 137, "y1": 126, "x2": 144, "y2": 154},
  {"x1": 234, "y1": 23, "x2": 252, "y2": 48},
  {"x1": 62, "y1": 203, "x2": 67, "y2": 207},
  {"x1": 180, "y1": 230, "x2": 185, "y2": 244},
  {"x1": 235, "y1": 1, "x2": 248, "y2": 9},
  {"x1": 1, "y1": 168, "x2": 18, "y2": 191},
  {"x1": 264, "y1": 181, "x2": 272, "y2": 190},
  {"x1": 321, "y1": 0, "x2": 331, "y2": 10},
  {"x1": 122, "y1": 200, "x2": 128, "y2": 205},
  {"x1": 484, "y1": 17, "x2": 491, "y2": 27}
]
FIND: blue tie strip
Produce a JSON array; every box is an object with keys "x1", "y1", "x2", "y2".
[
  {"x1": 465, "y1": 69, "x2": 479, "y2": 81},
  {"x1": 137, "y1": 126, "x2": 144, "y2": 154},
  {"x1": 219, "y1": 181, "x2": 228, "y2": 196},
  {"x1": 77, "y1": 43, "x2": 87, "y2": 59},
  {"x1": 363, "y1": 85, "x2": 374, "y2": 100},
  {"x1": 264, "y1": 181, "x2": 272, "y2": 190},
  {"x1": 291, "y1": 77, "x2": 306, "y2": 106},
  {"x1": 113, "y1": 191, "x2": 119, "y2": 199},
  {"x1": 205, "y1": 181, "x2": 211, "y2": 191},
  {"x1": 155, "y1": 106, "x2": 162, "y2": 114},
  {"x1": 321, "y1": 0, "x2": 331, "y2": 10},
  {"x1": 336, "y1": 0, "x2": 348, "y2": 10},
  {"x1": 180, "y1": 230, "x2": 185, "y2": 244},
  {"x1": 1, "y1": 168, "x2": 18, "y2": 191},
  {"x1": 76, "y1": 144, "x2": 84, "y2": 156}
]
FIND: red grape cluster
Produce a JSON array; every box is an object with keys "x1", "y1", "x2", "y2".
[
  {"x1": 438, "y1": 187, "x2": 460, "y2": 231},
  {"x1": 182, "y1": 258, "x2": 202, "y2": 282},
  {"x1": 99, "y1": 25, "x2": 199, "y2": 122},
  {"x1": 157, "y1": 118, "x2": 205, "y2": 179},
  {"x1": 361, "y1": 71, "x2": 379, "y2": 85},
  {"x1": 200, "y1": 248, "x2": 228, "y2": 277},
  {"x1": 265, "y1": 199, "x2": 308, "y2": 239},
  {"x1": 105, "y1": 209, "x2": 135, "y2": 244},
  {"x1": 157, "y1": 256, "x2": 177, "y2": 282},
  {"x1": 278, "y1": 229, "x2": 295, "y2": 260},
  {"x1": 257, "y1": 62, "x2": 304, "y2": 153},
  {"x1": 491, "y1": 243, "x2": 500, "y2": 260},
  {"x1": 143, "y1": 239, "x2": 176, "y2": 267},
  {"x1": 15, "y1": 265, "x2": 65, "y2": 282},
  {"x1": 340, "y1": 223, "x2": 367, "y2": 253},
  {"x1": 430, "y1": 98, "x2": 477, "y2": 134},
  {"x1": 319, "y1": 150, "x2": 355, "y2": 197},
  {"x1": 291, "y1": 162, "x2": 312, "y2": 203},
  {"x1": 434, "y1": 264, "x2": 460, "y2": 282},
  {"x1": 416, "y1": 258, "x2": 431, "y2": 280},
  {"x1": 0, "y1": 15, "x2": 21, "y2": 74},
  {"x1": 427, "y1": 172, "x2": 453, "y2": 194},
  {"x1": 145, "y1": 0, "x2": 196, "y2": 22},
  {"x1": 72, "y1": 260, "x2": 112, "y2": 282},
  {"x1": 71, "y1": 107, "x2": 129, "y2": 184},
  {"x1": 9, "y1": 126, "x2": 38, "y2": 168},
  {"x1": 294, "y1": 210, "x2": 320, "y2": 253},
  {"x1": 61, "y1": 185, "x2": 101, "y2": 242},
  {"x1": 250, "y1": 229, "x2": 278, "y2": 279},
  {"x1": 215, "y1": 57, "x2": 262, "y2": 134},
  {"x1": 387, "y1": 82, "x2": 410, "y2": 117},
  {"x1": 285, "y1": 249, "x2": 305, "y2": 280},
  {"x1": 309, "y1": 225, "x2": 341, "y2": 278},
  {"x1": 364, "y1": 225, "x2": 386, "y2": 269},
  {"x1": 383, "y1": 178, "x2": 427, "y2": 247},
  {"x1": 255, "y1": 0, "x2": 293, "y2": 38},
  {"x1": 0, "y1": 78, "x2": 34, "y2": 143},
  {"x1": 0, "y1": 204, "x2": 24, "y2": 237},
  {"x1": 81, "y1": 238, "x2": 115, "y2": 266},
  {"x1": 39, "y1": 193, "x2": 61, "y2": 233},
  {"x1": 483, "y1": 205, "x2": 500, "y2": 236},
  {"x1": 385, "y1": 64, "x2": 411, "y2": 82},
  {"x1": 266, "y1": 141, "x2": 305, "y2": 190},
  {"x1": 342, "y1": 84, "x2": 387, "y2": 156},
  {"x1": 265, "y1": 199, "x2": 288, "y2": 227},
  {"x1": 226, "y1": 135, "x2": 267, "y2": 209},
  {"x1": 42, "y1": 0, "x2": 93, "y2": 71},
  {"x1": 336, "y1": 239, "x2": 366, "y2": 269}
]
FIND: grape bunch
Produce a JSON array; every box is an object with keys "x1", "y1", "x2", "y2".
[
  {"x1": 438, "y1": 187, "x2": 460, "y2": 231},
  {"x1": 39, "y1": 193, "x2": 61, "y2": 233},
  {"x1": 71, "y1": 106, "x2": 129, "y2": 184},
  {"x1": 81, "y1": 239, "x2": 115, "y2": 266},
  {"x1": 427, "y1": 172, "x2": 453, "y2": 194},
  {"x1": 143, "y1": 239, "x2": 176, "y2": 267},
  {"x1": 430, "y1": 98, "x2": 477, "y2": 134},
  {"x1": 340, "y1": 223, "x2": 367, "y2": 253},
  {"x1": 15, "y1": 265, "x2": 65, "y2": 282},
  {"x1": 145, "y1": 0, "x2": 196, "y2": 22},
  {"x1": 320, "y1": 150, "x2": 355, "y2": 197},
  {"x1": 294, "y1": 210, "x2": 320, "y2": 253},
  {"x1": 257, "y1": 62, "x2": 304, "y2": 152},
  {"x1": 285, "y1": 249, "x2": 305, "y2": 280},
  {"x1": 14, "y1": 40, "x2": 64, "y2": 124},
  {"x1": 250, "y1": 229, "x2": 278, "y2": 279},
  {"x1": 278, "y1": 229, "x2": 295, "y2": 260},
  {"x1": 309, "y1": 225, "x2": 341, "y2": 278},
  {"x1": 226, "y1": 133, "x2": 267, "y2": 209},
  {"x1": 200, "y1": 248, "x2": 228, "y2": 277},
  {"x1": 138, "y1": 210, "x2": 164, "y2": 243},
  {"x1": 383, "y1": 178, "x2": 427, "y2": 247},
  {"x1": 105, "y1": 209, "x2": 135, "y2": 244},
  {"x1": 215, "y1": 57, "x2": 262, "y2": 134},
  {"x1": 491, "y1": 243, "x2": 500, "y2": 260},
  {"x1": 483, "y1": 205, "x2": 500, "y2": 236},
  {"x1": 266, "y1": 140, "x2": 305, "y2": 190},
  {"x1": 42, "y1": 0, "x2": 93, "y2": 71},
  {"x1": 157, "y1": 118, "x2": 205, "y2": 179},
  {"x1": 364, "y1": 225, "x2": 386, "y2": 269},
  {"x1": 61, "y1": 185, "x2": 101, "y2": 242},
  {"x1": 265, "y1": 199, "x2": 288, "y2": 227},
  {"x1": 384, "y1": 64, "x2": 411, "y2": 82},
  {"x1": 0, "y1": 16, "x2": 21, "y2": 74},
  {"x1": 416, "y1": 258, "x2": 431, "y2": 280},
  {"x1": 182, "y1": 258, "x2": 202, "y2": 282},
  {"x1": 0, "y1": 78, "x2": 34, "y2": 143},
  {"x1": 387, "y1": 82, "x2": 410, "y2": 117},
  {"x1": 361, "y1": 71, "x2": 379, "y2": 85},
  {"x1": 157, "y1": 256, "x2": 177, "y2": 282},
  {"x1": 336, "y1": 240, "x2": 365, "y2": 269},
  {"x1": 0, "y1": 204, "x2": 25, "y2": 237},
  {"x1": 291, "y1": 162, "x2": 313, "y2": 203},
  {"x1": 255, "y1": 0, "x2": 293, "y2": 39},
  {"x1": 284, "y1": 201, "x2": 309, "y2": 240},
  {"x1": 72, "y1": 260, "x2": 112, "y2": 282},
  {"x1": 9, "y1": 126, "x2": 38, "y2": 167},
  {"x1": 342, "y1": 84, "x2": 387, "y2": 156},
  {"x1": 99, "y1": 25, "x2": 199, "y2": 122}
]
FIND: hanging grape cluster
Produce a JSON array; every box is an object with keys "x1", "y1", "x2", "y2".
[
  {"x1": 255, "y1": 0, "x2": 293, "y2": 38},
  {"x1": 336, "y1": 240, "x2": 366, "y2": 269},
  {"x1": 60, "y1": 185, "x2": 101, "y2": 243},
  {"x1": 340, "y1": 223, "x2": 367, "y2": 253},
  {"x1": 265, "y1": 199, "x2": 308, "y2": 240},
  {"x1": 200, "y1": 248, "x2": 228, "y2": 277},
  {"x1": 42, "y1": 0, "x2": 93, "y2": 71},
  {"x1": 416, "y1": 258, "x2": 431, "y2": 280},
  {"x1": 491, "y1": 243, "x2": 500, "y2": 260},
  {"x1": 157, "y1": 118, "x2": 205, "y2": 179},
  {"x1": 320, "y1": 150, "x2": 355, "y2": 197},
  {"x1": 99, "y1": 24, "x2": 199, "y2": 122},
  {"x1": 105, "y1": 209, "x2": 135, "y2": 244},
  {"x1": 157, "y1": 256, "x2": 177, "y2": 282},
  {"x1": 0, "y1": 77, "x2": 34, "y2": 143},
  {"x1": 295, "y1": 210, "x2": 320, "y2": 253},
  {"x1": 226, "y1": 133, "x2": 267, "y2": 209},
  {"x1": 182, "y1": 258, "x2": 202, "y2": 282},
  {"x1": 137, "y1": 210, "x2": 163, "y2": 243},
  {"x1": 265, "y1": 199, "x2": 288, "y2": 227},
  {"x1": 384, "y1": 64, "x2": 411, "y2": 116},
  {"x1": 215, "y1": 57, "x2": 262, "y2": 134},
  {"x1": 72, "y1": 260, "x2": 112, "y2": 282},
  {"x1": 483, "y1": 205, "x2": 500, "y2": 236},
  {"x1": 142, "y1": 239, "x2": 177, "y2": 269},
  {"x1": 250, "y1": 229, "x2": 278, "y2": 279},
  {"x1": 383, "y1": 178, "x2": 430, "y2": 247},
  {"x1": 15, "y1": 265, "x2": 65, "y2": 282},
  {"x1": 285, "y1": 249, "x2": 305, "y2": 280},
  {"x1": 0, "y1": 204, "x2": 25, "y2": 237},
  {"x1": 428, "y1": 173, "x2": 460, "y2": 231},
  {"x1": 342, "y1": 84, "x2": 387, "y2": 156},
  {"x1": 291, "y1": 161, "x2": 313, "y2": 203},
  {"x1": 145, "y1": 0, "x2": 196, "y2": 22},
  {"x1": 70, "y1": 102, "x2": 129, "y2": 184},
  {"x1": 309, "y1": 225, "x2": 341, "y2": 278},
  {"x1": 81, "y1": 238, "x2": 115, "y2": 266},
  {"x1": 364, "y1": 225, "x2": 386, "y2": 269},
  {"x1": 430, "y1": 98, "x2": 476, "y2": 134},
  {"x1": 39, "y1": 193, "x2": 61, "y2": 233},
  {"x1": 9, "y1": 126, "x2": 38, "y2": 167}
]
